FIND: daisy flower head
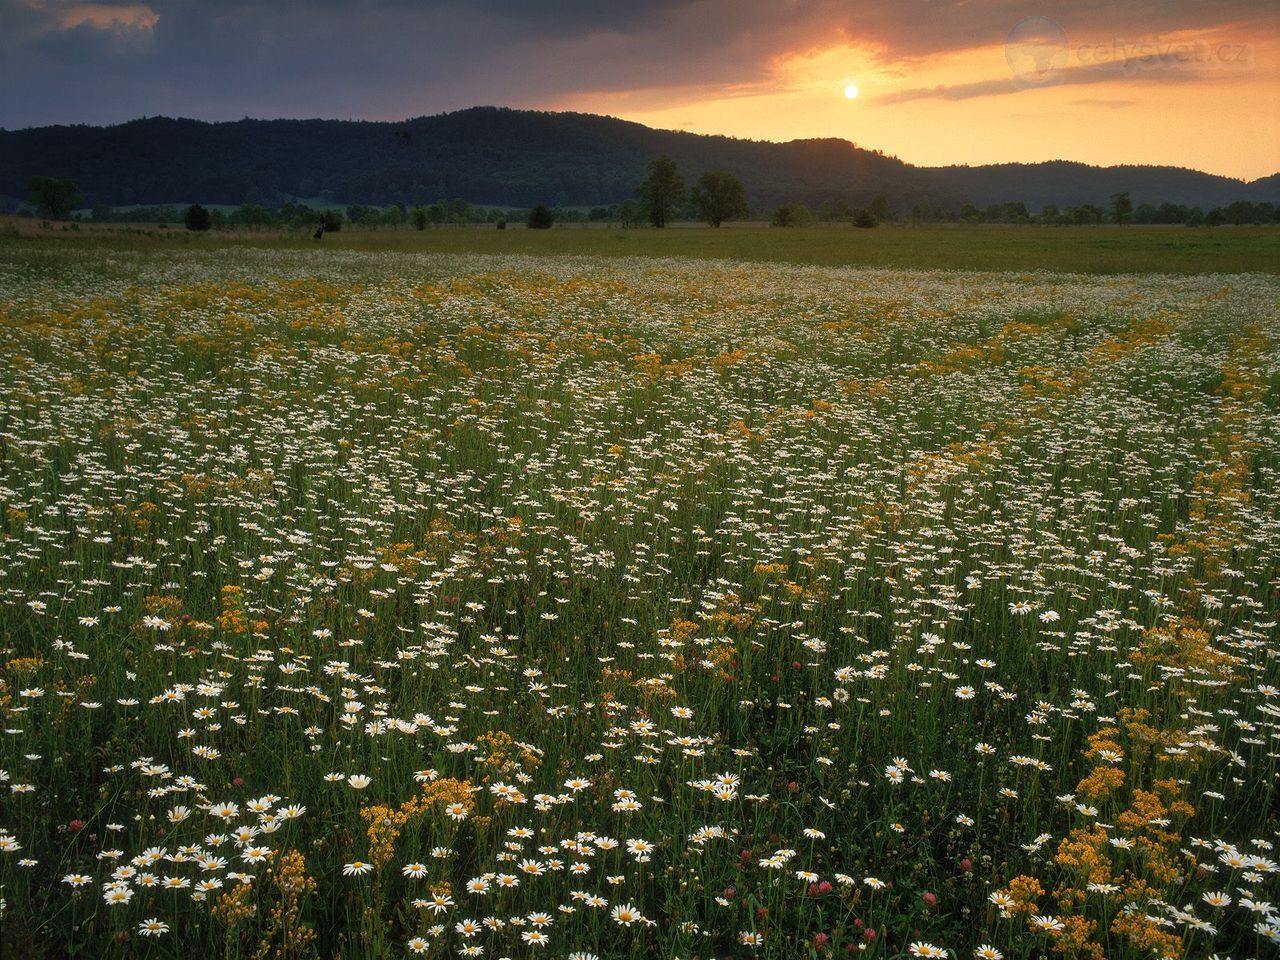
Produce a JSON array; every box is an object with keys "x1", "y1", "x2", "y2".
[
  {"x1": 138, "y1": 918, "x2": 169, "y2": 937},
  {"x1": 103, "y1": 886, "x2": 134, "y2": 906},
  {"x1": 444, "y1": 802, "x2": 469, "y2": 821},
  {"x1": 611, "y1": 903, "x2": 644, "y2": 925},
  {"x1": 908, "y1": 943, "x2": 949, "y2": 958}
]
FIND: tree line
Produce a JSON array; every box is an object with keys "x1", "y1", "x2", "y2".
[{"x1": 20, "y1": 173, "x2": 1280, "y2": 231}]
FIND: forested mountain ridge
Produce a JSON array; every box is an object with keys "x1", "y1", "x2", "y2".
[{"x1": 1, "y1": 106, "x2": 1274, "y2": 212}]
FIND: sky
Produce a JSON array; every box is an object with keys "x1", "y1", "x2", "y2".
[{"x1": 2, "y1": 0, "x2": 1277, "y2": 181}]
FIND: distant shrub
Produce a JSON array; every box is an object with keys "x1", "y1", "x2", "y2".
[
  {"x1": 853, "y1": 209, "x2": 879, "y2": 228},
  {"x1": 773, "y1": 203, "x2": 814, "y2": 227},
  {"x1": 527, "y1": 205, "x2": 553, "y2": 229},
  {"x1": 183, "y1": 204, "x2": 212, "y2": 232},
  {"x1": 497, "y1": 219, "x2": 507, "y2": 230}
]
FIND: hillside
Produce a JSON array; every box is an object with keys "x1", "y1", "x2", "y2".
[{"x1": 0, "y1": 106, "x2": 1274, "y2": 212}]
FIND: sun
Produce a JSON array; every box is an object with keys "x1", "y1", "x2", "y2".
[{"x1": 843, "y1": 83, "x2": 860, "y2": 99}]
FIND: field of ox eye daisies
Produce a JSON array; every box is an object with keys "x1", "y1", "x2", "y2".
[{"x1": 0, "y1": 242, "x2": 1277, "y2": 960}]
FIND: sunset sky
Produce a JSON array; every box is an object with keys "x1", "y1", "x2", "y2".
[{"x1": 2, "y1": 0, "x2": 1277, "y2": 181}]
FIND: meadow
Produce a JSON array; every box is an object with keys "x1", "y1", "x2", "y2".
[
  {"x1": 0, "y1": 240, "x2": 1277, "y2": 959},
  {"x1": 4, "y1": 218, "x2": 1279, "y2": 276}
]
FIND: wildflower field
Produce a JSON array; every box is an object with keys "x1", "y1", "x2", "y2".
[{"x1": 0, "y1": 244, "x2": 1277, "y2": 959}]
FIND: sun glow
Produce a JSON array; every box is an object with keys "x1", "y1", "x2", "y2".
[{"x1": 843, "y1": 83, "x2": 860, "y2": 99}]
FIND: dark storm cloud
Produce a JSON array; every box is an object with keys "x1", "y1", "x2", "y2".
[{"x1": 1, "y1": 0, "x2": 1274, "y2": 128}]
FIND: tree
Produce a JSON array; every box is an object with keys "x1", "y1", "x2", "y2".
[
  {"x1": 636, "y1": 156, "x2": 684, "y2": 228},
  {"x1": 870, "y1": 193, "x2": 891, "y2": 222},
  {"x1": 527, "y1": 204, "x2": 553, "y2": 229},
  {"x1": 183, "y1": 203, "x2": 212, "y2": 231},
  {"x1": 616, "y1": 200, "x2": 644, "y2": 228},
  {"x1": 768, "y1": 202, "x2": 813, "y2": 226},
  {"x1": 771, "y1": 203, "x2": 816, "y2": 227},
  {"x1": 1110, "y1": 191, "x2": 1132, "y2": 225},
  {"x1": 853, "y1": 208, "x2": 878, "y2": 228},
  {"x1": 27, "y1": 176, "x2": 81, "y2": 219},
  {"x1": 381, "y1": 205, "x2": 405, "y2": 228},
  {"x1": 411, "y1": 206, "x2": 429, "y2": 231},
  {"x1": 1002, "y1": 201, "x2": 1029, "y2": 223},
  {"x1": 234, "y1": 203, "x2": 274, "y2": 227},
  {"x1": 690, "y1": 171, "x2": 746, "y2": 228}
]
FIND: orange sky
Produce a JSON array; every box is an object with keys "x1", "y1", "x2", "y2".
[{"x1": 555, "y1": 20, "x2": 1279, "y2": 181}]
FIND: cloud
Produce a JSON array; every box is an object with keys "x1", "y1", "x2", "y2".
[
  {"x1": 869, "y1": 56, "x2": 1226, "y2": 106},
  {"x1": 1071, "y1": 98, "x2": 1138, "y2": 108},
  {"x1": 58, "y1": 3, "x2": 158, "y2": 32},
  {"x1": 0, "y1": 0, "x2": 1274, "y2": 128}
]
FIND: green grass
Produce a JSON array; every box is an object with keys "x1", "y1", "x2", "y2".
[{"x1": 4, "y1": 219, "x2": 1277, "y2": 274}]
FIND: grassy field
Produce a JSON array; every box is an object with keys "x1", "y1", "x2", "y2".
[
  {"x1": 3, "y1": 217, "x2": 1278, "y2": 275},
  {"x1": 0, "y1": 241, "x2": 1277, "y2": 959}
]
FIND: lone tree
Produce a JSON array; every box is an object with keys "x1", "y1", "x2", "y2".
[
  {"x1": 691, "y1": 171, "x2": 747, "y2": 228},
  {"x1": 527, "y1": 204, "x2": 554, "y2": 229},
  {"x1": 1110, "y1": 192, "x2": 1133, "y2": 225},
  {"x1": 183, "y1": 203, "x2": 212, "y2": 231},
  {"x1": 637, "y1": 156, "x2": 684, "y2": 228},
  {"x1": 28, "y1": 176, "x2": 81, "y2": 219}
]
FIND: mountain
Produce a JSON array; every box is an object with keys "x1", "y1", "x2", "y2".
[{"x1": 0, "y1": 106, "x2": 1274, "y2": 213}]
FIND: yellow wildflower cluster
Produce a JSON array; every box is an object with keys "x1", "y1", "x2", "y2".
[
  {"x1": 420, "y1": 778, "x2": 477, "y2": 815},
  {"x1": 253, "y1": 849, "x2": 318, "y2": 960},
  {"x1": 997, "y1": 874, "x2": 1044, "y2": 916},
  {"x1": 360, "y1": 804, "x2": 414, "y2": 870},
  {"x1": 3, "y1": 657, "x2": 45, "y2": 675},
  {"x1": 211, "y1": 882, "x2": 257, "y2": 929}
]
